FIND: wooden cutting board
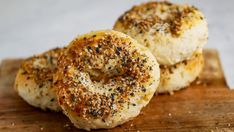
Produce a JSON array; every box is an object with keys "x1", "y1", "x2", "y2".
[{"x1": 0, "y1": 49, "x2": 234, "y2": 132}]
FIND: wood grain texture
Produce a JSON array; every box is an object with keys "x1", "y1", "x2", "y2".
[{"x1": 0, "y1": 49, "x2": 234, "y2": 132}]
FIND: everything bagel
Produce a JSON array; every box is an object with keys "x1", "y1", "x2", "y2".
[
  {"x1": 15, "y1": 48, "x2": 63, "y2": 111},
  {"x1": 54, "y1": 30, "x2": 160, "y2": 130},
  {"x1": 114, "y1": 1, "x2": 208, "y2": 65}
]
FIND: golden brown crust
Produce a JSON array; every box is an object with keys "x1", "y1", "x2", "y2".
[
  {"x1": 158, "y1": 53, "x2": 204, "y2": 93},
  {"x1": 55, "y1": 30, "x2": 158, "y2": 120},
  {"x1": 159, "y1": 53, "x2": 203, "y2": 74},
  {"x1": 19, "y1": 48, "x2": 64, "y2": 88},
  {"x1": 114, "y1": 1, "x2": 204, "y2": 37},
  {"x1": 15, "y1": 48, "x2": 64, "y2": 111}
]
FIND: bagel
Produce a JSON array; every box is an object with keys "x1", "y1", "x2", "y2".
[
  {"x1": 158, "y1": 53, "x2": 204, "y2": 94},
  {"x1": 114, "y1": 1, "x2": 208, "y2": 65},
  {"x1": 15, "y1": 48, "x2": 63, "y2": 111},
  {"x1": 54, "y1": 30, "x2": 160, "y2": 130}
]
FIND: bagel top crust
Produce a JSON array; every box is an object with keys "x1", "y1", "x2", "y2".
[
  {"x1": 114, "y1": 1, "x2": 205, "y2": 37},
  {"x1": 19, "y1": 48, "x2": 64, "y2": 88},
  {"x1": 55, "y1": 30, "x2": 159, "y2": 121}
]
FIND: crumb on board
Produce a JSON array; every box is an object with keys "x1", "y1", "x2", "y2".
[
  {"x1": 64, "y1": 124, "x2": 69, "y2": 127},
  {"x1": 11, "y1": 122, "x2": 15, "y2": 126},
  {"x1": 169, "y1": 91, "x2": 174, "y2": 95},
  {"x1": 64, "y1": 123, "x2": 72, "y2": 130},
  {"x1": 195, "y1": 80, "x2": 202, "y2": 85},
  {"x1": 193, "y1": 79, "x2": 210, "y2": 87}
]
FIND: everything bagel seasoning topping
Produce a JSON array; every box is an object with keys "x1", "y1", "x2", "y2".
[
  {"x1": 115, "y1": 1, "x2": 203, "y2": 37},
  {"x1": 20, "y1": 48, "x2": 64, "y2": 87},
  {"x1": 55, "y1": 31, "x2": 156, "y2": 120}
]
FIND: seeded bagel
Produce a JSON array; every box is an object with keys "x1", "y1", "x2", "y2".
[
  {"x1": 158, "y1": 53, "x2": 204, "y2": 94},
  {"x1": 114, "y1": 1, "x2": 208, "y2": 65},
  {"x1": 15, "y1": 48, "x2": 63, "y2": 111},
  {"x1": 54, "y1": 30, "x2": 160, "y2": 130}
]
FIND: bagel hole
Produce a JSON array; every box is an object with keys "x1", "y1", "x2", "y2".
[
  {"x1": 88, "y1": 68, "x2": 125, "y2": 84},
  {"x1": 88, "y1": 69, "x2": 110, "y2": 83}
]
